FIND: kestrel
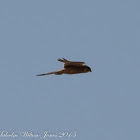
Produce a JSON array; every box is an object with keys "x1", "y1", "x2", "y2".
[{"x1": 36, "y1": 58, "x2": 92, "y2": 76}]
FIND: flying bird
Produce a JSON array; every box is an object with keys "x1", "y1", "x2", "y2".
[{"x1": 36, "y1": 58, "x2": 92, "y2": 76}]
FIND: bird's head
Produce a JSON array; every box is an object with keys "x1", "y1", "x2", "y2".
[
  {"x1": 89, "y1": 67, "x2": 92, "y2": 72},
  {"x1": 84, "y1": 66, "x2": 92, "y2": 73}
]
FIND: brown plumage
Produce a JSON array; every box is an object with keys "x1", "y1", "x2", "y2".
[{"x1": 36, "y1": 58, "x2": 92, "y2": 76}]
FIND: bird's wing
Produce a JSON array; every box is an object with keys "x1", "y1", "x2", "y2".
[
  {"x1": 36, "y1": 69, "x2": 64, "y2": 76},
  {"x1": 58, "y1": 58, "x2": 85, "y2": 67}
]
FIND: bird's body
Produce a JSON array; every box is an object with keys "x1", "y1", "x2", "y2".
[
  {"x1": 63, "y1": 65, "x2": 91, "y2": 74},
  {"x1": 36, "y1": 58, "x2": 91, "y2": 76}
]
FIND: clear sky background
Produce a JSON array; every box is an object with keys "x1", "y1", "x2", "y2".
[{"x1": 0, "y1": 0, "x2": 140, "y2": 140}]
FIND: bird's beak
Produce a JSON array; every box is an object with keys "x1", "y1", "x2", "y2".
[{"x1": 90, "y1": 69, "x2": 92, "y2": 72}]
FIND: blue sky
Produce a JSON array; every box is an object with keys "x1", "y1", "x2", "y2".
[{"x1": 0, "y1": 0, "x2": 140, "y2": 140}]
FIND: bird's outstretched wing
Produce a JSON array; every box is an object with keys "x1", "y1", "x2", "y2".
[
  {"x1": 58, "y1": 58, "x2": 85, "y2": 67},
  {"x1": 36, "y1": 69, "x2": 64, "y2": 76}
]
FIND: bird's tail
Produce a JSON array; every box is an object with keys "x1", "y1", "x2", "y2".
[{"x1": 36, "y1": 70, "x2": 63, "y2": 76}]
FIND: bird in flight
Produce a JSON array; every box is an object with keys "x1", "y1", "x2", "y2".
[{"x1": 36, "y1": 58, "x2": 92, "y2": 76}]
